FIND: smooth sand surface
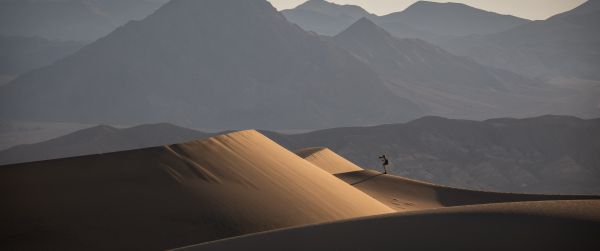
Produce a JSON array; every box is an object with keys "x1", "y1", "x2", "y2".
[
  {"x1": 298, "y1": 149, "x2": 599, "y2": 211},
  {"x1": 176, "y1": 200, "x2": 600, "y2": 251},
  {"x1": 295, "y1": 147, "x2": 363, "y2": 174},
  {"x1": 0, "y1": 130, "x2": 393, "y2": 250},
  {"x1": 335, "y1": 170, "x2": 600, "y2": 211}
]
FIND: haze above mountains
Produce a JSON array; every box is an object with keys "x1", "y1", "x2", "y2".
[{"x1": 0, "y1": 0, "x2": 598, "y2": 130}]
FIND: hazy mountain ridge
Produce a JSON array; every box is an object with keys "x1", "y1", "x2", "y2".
[
  {"x1": 0, "y1": 0, "x2": 420, "y2": 130},
  {"x1": 377, "y1": 1, "x2": 528, "y2": 39},
  {"x1": 331, "y1": 18, "x2": 594, "y2": 119},
  {"x1": 0, "y1": 123, "x2": 211, "y2": 165},
  {"x1": 0, "y1": 0, "x2": 168, "y2": 41},
  {"x1": 282, "y1": 0, "x2": 529, "y2": 41},
  {"x1": 0, "y1": 35, "x2": 84, "y2": 81},
  {"x1": 284, "y1": 0, "x2": 600, "y2": 83},
  {"x1": 2, "y1": 116, "x2": 599, "y2": 195},
  {"x1": 281, "y1": 0, "x2": 376, "y2": 35},
  {"x1": 441, "y1": 0, "x2": 600, "y2": 81},
  {"x1": 270, "y1": 115, "x2": 600, "y2": 194}
]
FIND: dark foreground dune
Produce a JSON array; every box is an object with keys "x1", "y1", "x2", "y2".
[{"x1": 176, "y1": 200, "x2": 600, "y2": 251}]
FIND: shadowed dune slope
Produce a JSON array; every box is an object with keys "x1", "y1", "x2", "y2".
[
  {"x1": 176, "y1": 200, "x2": 600, "y2": 251},
  {"x1": 0, "y1": 130, "x2": 393, "y2": 251},
  {"x1": 295, "y1": 147, "x2": 363, "y2": 174},
  {"x1": 336, "y1": 170, "x2": 600, "y2": 211}
]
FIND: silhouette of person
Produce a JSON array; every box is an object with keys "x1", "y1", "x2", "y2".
[{"x1": 378, "y1": 155, "x2": 389, "y2": 174}]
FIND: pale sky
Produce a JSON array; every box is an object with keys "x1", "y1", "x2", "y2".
[{"x1": 267, "y1": 0, "x2": 587, "y2": 20}]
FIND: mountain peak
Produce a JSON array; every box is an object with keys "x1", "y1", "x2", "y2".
[
  {"x1": 297, "y1": 0, "x2": 328, "y2": 7},
  {"x1": 336, "y1": 17, "x2": 390, "y2": 39},
  {"x1": 379, "y1": 0, "x2": 528, "y2": 37},
  {"x1": 297, "y1": 0, "x2": 361, "y2": 10},
  {"x1": 149, "y1": 0, "x2": 284, "y2": 24},
  {"x1": 282, "y1": 0, "x2": 374, "y2": 35},
  {"x1": 348, "y1": 17, "x2": 380, "y2": 31},
  {"x1": 293, "y1": 0, "x2": 372, "y2": 17},
  {"x1": 406, "y1": 1, "x2": 479, "y2": 12},
  {"x1": 402, "y1": 0, "x2": 527, "y2": 21}
]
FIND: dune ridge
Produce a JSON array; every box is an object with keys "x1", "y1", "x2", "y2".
[
  {"x1": 295, "y1": 147, "x2": 363, "y2": 174},
  {"x1": 297, "y1": 149, "x2": 600, "y2": 211},
  {"x1": 336, "y1": 170, "x2": 600, "y2": 211}
]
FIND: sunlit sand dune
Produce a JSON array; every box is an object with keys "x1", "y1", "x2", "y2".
[
  {"x1": 295, "y1": 147, "x2": 363, "y2": 174},
  {"x1": 0, "y1": 130, "x2": 393, "y2": 250},
  {"x1": 175, "y1": 200, "x2": 600, "y2": 251}
]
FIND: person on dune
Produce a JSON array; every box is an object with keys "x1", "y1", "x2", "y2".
[{"x1": 378, "y1": 155, "x2": 389, "y2": 174}]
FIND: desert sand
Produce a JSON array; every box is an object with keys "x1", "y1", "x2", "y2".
[
  {"x1": 335, "y1": 170, "x2": 600, "y2": 211},
  {"x1": 299, "y1": 149, "x2": 599, "y2": 211},
  {"x1": 0, "y1": 130, "x2": 392, "y2": 250},
  {"x1": 295, "y1": 147, "x2": 363, "y2": 174},
  {"x1": 2, "y1": 130, "x2": 598, "y2": 250},
  {"x1": 176, "y1": 200, "x2": 600, "y2": 251}
]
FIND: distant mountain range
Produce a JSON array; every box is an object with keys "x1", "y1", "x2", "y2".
[
  {"x1": 376, "y1": 1, "x2": 528, "y2": 40},
  {"x1": 282, "y1": 0, "x2": 528, "y2": 41},
  {"x1": 284, "y1": 0, "x2": 600, "y2": 83},
  {"x1": 0, "y1": 123, "x2": 211, "y2": 165},
  {"x1": 441, "y1": 0, "x2": 600, "y2": 81},
  {"x1": 281, "y1": 0, "x2": 376, "y2": 36},
  {"x1": 270, "y1": 115, "x2": 600, "y2": 195},
  {"x1": 331, "y1": 18, "x2": 590, "y2": 119},
  {"x1": 0, "y1": 0, "x2": 168, "y2": 41},
  {"x1": 2, "y1": 116, "x2": 599, "y2": 195},
  {"x1": 0, "y1": 0, "x2": 419, "y2": 130},
  {"x1": 0, "y1": 35, "x2": 84, "y2": 84},
  {"x1": 2, "y1": 0, "x2": 596, "y2": 130}
]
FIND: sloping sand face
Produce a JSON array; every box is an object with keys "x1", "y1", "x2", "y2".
[
  {"x1": 175, "y1": 200, "x2": 600, "y2": 251},
  {"x1": 0, "y1": 130, "x2": 392, "y2": 250},
  {"x1": 295, "y1": 147, "x2": 363, "y2": 174},
  {"x1": 158, "y1": 130, "x2": 393, "y2": 226}
]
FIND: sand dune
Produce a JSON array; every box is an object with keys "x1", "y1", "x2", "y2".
[
  {"x1": 297, "y1": 149, "x2": 599, "y2": 211},
  {"x1": 336, "y1": 170, "x2": 600, "y2": 211},
  {"x1": 3, "y1": 130, "x2": 598, "y2": 250},
  {"x1": 176, "y1": 200, "x2": 600, "y2": 251},
  {"x1": 0, "y1": 130, "x2": 393, "y2": 250},
  {"x1": 295, "y1": 147, "x2": 363, "y2": 174}
]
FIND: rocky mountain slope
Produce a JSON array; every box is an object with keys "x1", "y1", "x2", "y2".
[{"x1": 0, "y1": 0, "x2": 419, "y2": 130}]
